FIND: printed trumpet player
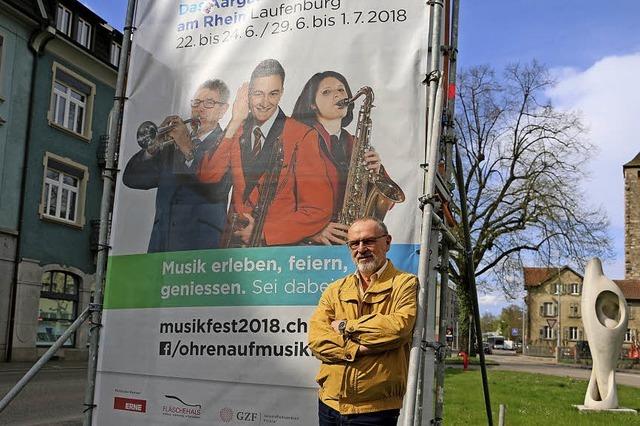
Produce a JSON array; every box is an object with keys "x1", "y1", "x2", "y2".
[{"x1": 123, "y1": 79, "x2": 232, "y2": 252}]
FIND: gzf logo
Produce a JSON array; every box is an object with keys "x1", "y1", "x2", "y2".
[{"x1": 237, "y1": 411, "x2": 259, "y2": 422}]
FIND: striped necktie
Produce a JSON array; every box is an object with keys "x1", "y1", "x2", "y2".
[{"x1": 252, "y1": 127, "x2": 263, "y2": 157}]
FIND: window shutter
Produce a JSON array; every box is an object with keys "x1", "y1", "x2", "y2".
[
  {"x1": 539, "y1": 328, "x2": 544, "y2": 339},
  {"x1": 540, "y1": 305, "x2": 544, "y2": 316}
]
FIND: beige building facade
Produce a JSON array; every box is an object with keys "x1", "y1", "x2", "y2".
[{"x1": 523, "y1": 267, "x2": 639, "y2": 353}]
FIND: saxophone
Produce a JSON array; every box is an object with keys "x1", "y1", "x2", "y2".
[{"x1": 337, "y1": 87, "x2": 405, "y2": 226}]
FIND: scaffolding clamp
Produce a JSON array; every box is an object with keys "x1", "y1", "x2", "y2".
[
  {"x1": 423, "y1": 70, "x2": 442, "y2": 85},
  {"x1": 95, "y1": 243, "x2": 112, "y2": 253},
  {"x1": 441, "y1": 44, "x2": 458, "y2": 61},
  {"x1": 421, "y1": 340, "x2": 448, "y2": 362},
  {"x1": 102, "y1": 167, "x2": 120, "y2": 182},
  {"x1": 418, "y1": 195, "x2": 438, "y2": 210}
]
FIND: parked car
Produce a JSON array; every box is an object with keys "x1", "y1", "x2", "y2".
[{"x1": 487, "y1": 336, "x2": 505, "y2": 350}]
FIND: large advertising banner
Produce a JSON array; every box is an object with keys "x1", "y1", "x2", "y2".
[{"x1": 94, "y1": 1, "x2": 429, "y2": 424}]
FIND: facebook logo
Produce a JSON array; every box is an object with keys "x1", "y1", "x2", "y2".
[{"x1": 159, "y1": 341, "x2": 171, "y2": 356}]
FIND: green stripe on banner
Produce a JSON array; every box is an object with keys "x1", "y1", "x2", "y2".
[{"x1": 104, "y1": 245, "x2": 418, "y2": 309}]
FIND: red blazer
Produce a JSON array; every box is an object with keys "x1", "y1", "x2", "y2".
[
  {"x1": 199, "y1": 114, "x2": 333, "y2": 245},
  {"x1": 314, "y1": 124, "x2": 354, "y2": 215}
]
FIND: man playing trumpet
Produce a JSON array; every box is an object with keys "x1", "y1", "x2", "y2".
[{"x1": 123, "y1": 79, "x2": 232, "y2": 252}]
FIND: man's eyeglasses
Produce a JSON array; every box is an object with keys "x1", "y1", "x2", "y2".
[
  {"x1": 346, "y1": 234, "x2": 388, "y2": 250},
  {"x1": 190, "y1": 99, "x2": 226, "y2": 108}
]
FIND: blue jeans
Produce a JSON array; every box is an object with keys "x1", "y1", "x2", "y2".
[{"x1": 318, "y1": 400, "x2": 400, "y2": 426}]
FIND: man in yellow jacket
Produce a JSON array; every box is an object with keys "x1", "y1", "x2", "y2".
[{"x1": 308, "y1": 217, "x2": 419, "y2": 425}]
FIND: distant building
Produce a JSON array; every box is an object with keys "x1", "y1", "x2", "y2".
[
  {"x1": 522, "y1": 153, "x2": 640, "y2": 356},
  {"x1": 0, "y1": 0, "x2": 121, "y2": 361},
  {"x1": 624, "y1": 153, "x2": 640, "y2": 280},
  {"x1": 523, "y1": 266, "x2": 639, "y2": 353}
]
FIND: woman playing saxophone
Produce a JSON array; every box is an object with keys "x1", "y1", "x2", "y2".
[{"x1": 292, "y1": 71, "x2": 404, "y2": 245}]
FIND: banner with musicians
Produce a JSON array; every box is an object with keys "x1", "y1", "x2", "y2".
[{"x1": 94, "y1": 0, "x2": 430, "y2": 424}]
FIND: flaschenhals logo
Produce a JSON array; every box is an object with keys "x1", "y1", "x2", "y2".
[{"x1": 161, "y1": 394, "x2": 202, "y2": 419}]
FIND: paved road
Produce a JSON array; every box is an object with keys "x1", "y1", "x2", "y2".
[
  {"x1": 0, "y1": 363, "x2": 86, "y2": 426},
  {"x1": 486, "y1": 353, "x2": 640, "y2": 388}
]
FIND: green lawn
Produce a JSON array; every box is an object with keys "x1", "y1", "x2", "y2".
[{"x1": 443, "y1": 369, "x2": 640, "y2": 425}]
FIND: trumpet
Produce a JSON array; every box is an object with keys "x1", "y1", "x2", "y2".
[{"x1": 136, "y1": 117, "x2": 200, "y2": 151}]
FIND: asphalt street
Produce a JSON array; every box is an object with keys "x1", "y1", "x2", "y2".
[
  {"x1": 0, "y1": 362, "x2": 86, "y2": 426},
  {"x1": 486, "y1": 352, "x2": 640, "y2": 388}
]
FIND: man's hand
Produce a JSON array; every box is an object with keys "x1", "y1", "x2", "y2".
[
  {"x1": 309, "y1": 222, "x2": 349, "y2": 245},
  {"x1": 357, "y1": 345, "x2": 371, "y2": 354},
  {"x1": 162, "y1": 115, "x2": 193, "y2": 159},
  {"x1": 234, "y1": 213, "x2": 255, "y2": 245},
  {"x1": 364, "y1": 148, "x2": 382, "y2": 174},
  {"x1": 225, "y1": 83, "x2": 250, "y2": 138}
]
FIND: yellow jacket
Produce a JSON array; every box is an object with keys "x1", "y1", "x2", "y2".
[{"x1": 308, "y1": 261, "x2": 418, "y2": 414}]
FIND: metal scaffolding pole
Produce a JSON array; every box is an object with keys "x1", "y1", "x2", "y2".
[
  {"x1": 433, "y1": 246, "x2": 450, "y2": 424},
  {"x1": 417, "y1": 227, "x2": 441, "y2": 424},
  {"x1": 401, "y1": 0, "x2": 445, "y2": 424},
  {"x1": 83, "y1": 0, "x2": 137, "y2": 424},
  {"x1": 434, "y1": 0, "x2": 459, "y2": 421}
]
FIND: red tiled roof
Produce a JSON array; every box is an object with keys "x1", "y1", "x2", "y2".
[
  {"x1": 613, "y1": 280, "x2": 640, "y2": 301},
  {"x1": 523, "y1": 267, "x2": 555, "y2": 287}
]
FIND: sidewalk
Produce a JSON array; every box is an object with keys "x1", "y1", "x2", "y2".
[{"x1": 486, "y1": 353, "x2": 640, "y2": 375}]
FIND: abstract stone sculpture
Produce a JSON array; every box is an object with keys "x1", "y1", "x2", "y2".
[{"x1": 581, "y1": 258, "x2": 628, "y2": 409}]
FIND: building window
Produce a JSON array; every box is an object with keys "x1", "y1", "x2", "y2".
[
  {"x1": 76, "y1": 18, "x2": 92, "y2": 48},
  {"x1": 552, "y1": 283, "x2": 563, "y2": 295},
  {"x1": 56, "y1": 4, "x2": 72, "y2": 36},
  {"x1": 37, "y1": 270, "x2": 79, "y2": 347},
  {"x1": 110, "y1": 41, "x2": 121, "y2": 67},
  {"x1": 40, "y1": 153, "x2": 88, "y2": 227},
  {"x1": 52, "y1": 80, "x2": 86, "y2": 134},
  {"x1": 48, "y1": 63, "x2": 95, "y2": 139},
  {"x1": 541, "y1": 302, "x2": 557, "y2": 317},
  {"x1": 569, "y1": 303, "x2": 580, "y2": 318},
  {"x1": 625, "y1": 329, "x2": 635, "y2": 343},
  {"x1": 569, "y1": 283, "x2": 581, "y2": 295},
  {"x1": 541, "y1": 326, "x2": 555, "y2": 340},
  {"x1": 568, "y1": 327, "x2": 580, "y2": 341}
]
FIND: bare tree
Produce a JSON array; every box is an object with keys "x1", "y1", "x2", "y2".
[{"x1": 451, "y1": 61, "x2": 612, "y2": 347}]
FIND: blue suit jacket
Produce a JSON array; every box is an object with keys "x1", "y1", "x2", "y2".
[{"x1": 122, "y1": 126, "x2": 231, "y2": 252}]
